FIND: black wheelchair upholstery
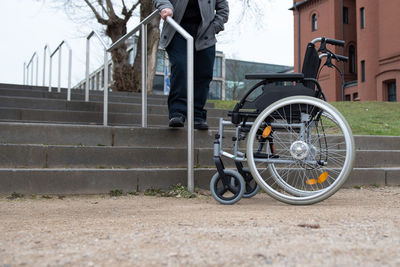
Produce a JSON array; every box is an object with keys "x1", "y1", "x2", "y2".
[{"x1": 229, "y1": 43, "x2": 322, "y2": 125}]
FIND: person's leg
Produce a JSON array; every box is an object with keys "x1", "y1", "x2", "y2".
[
  {"x1": 166, "y1": 34, "x2": 188, "y2": 121},
  {"x1": 194, "y1": 45, "x2": 216, "y2": 123}
]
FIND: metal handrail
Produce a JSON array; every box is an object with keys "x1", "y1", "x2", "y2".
[
  {"x1": 108, "y1": 11, "x2": 195, "y2": 192},
  {"x1": 43, "y1": 44, "x2": 51, "y2": 87},
  {"x1": 86, "y1": 30, "x2": 109, "y2": 126},
  {"x1": 26, "y1": 52, "x2": 38, "y2": 86},
  {"x1": 49, "y1": 40, "x2": 72, "y2": 101},
  {"x1": 108, "y1": 10, "x2": 159, "y2": 128}
]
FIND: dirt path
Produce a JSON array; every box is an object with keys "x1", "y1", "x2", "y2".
[{"x1": 1, "y1": 186, "x2": 400, "y2": 266}]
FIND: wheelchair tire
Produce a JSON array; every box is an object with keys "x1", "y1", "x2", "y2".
[
  {"x1": 210, "y1": 170, "x2": 245, "y2": 205},
  {"x1": 241, "y1": 168, "x2": 260, "y2": 198},
  {"x1": 246, "y1": 96, "x2": 355, "y2": 205}
]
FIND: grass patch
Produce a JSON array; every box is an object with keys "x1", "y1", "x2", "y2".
[
  {"x1": 7, "y1": 192, "x2": 24, "y2": 200},
  {"x1": 109, "y1": 189, "x2": 124, "y2": 197},
  {"x1": 209, "y1": 100, "x2": 400, "y2": 136},
  {"x1": 144, "y1": 184, "x2": 196, "y2": 198}
]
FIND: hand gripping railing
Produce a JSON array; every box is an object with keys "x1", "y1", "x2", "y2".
[
  {"x1": 49, "y1": 40, "x2": 72, "y2": 101},
  {"x1": 86, "y1": 30, "x2": 109, "y2": 126},
  {"x1": 108, "y1": 10, "x2": 195, "y2": 192}
]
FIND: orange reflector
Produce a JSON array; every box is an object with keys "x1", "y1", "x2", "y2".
[
  {"x1": 262, "y1": 126, "x2": 272, "y2": 138},
  {"x1": 318, "y1": 172, "x2": 328, "y2": 184},
  {"x1": 305, "y1": 179, "x2": 317, "y2": 185}
]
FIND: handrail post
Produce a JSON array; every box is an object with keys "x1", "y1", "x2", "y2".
[
  {"x1": 31, "y1": 60, "x2": 34, "y2": 85},
  {"x1": 166, "y1": 16, "x2": 194, "y2": 192},
  {"x1": 23, "y1": 63, "x2": 26, "y2": 85},
  {"x1": 49, "y1": 56, "x2": 52, "y2": 92},
  {"x1": 107, "y1": 11, "x2": 195, "y2": 192},
  {"x1": 141, "y1": 24, "x2": 148, "y2": 128},
  {"x1": 67, "y1": 47, "x2": 72, "y2": 101},
  {"x1": 43, "y1": 45, "x2": 51, "y2": 87},
  {"x1": 35, "y1": 54, "x2": 39, "y2": 86},
  {"x1": 87, "y1": 30, "x2": 109, "y2": 125},
  {"x1": 58, "y1": 45, "x2": 62, "y2": 93},
  {"x1": 85, "y1": 37, "x2": 90, "y2": 102},
  {"x1": 103, "y1": 48, "x2": 109, "y2": 126}
]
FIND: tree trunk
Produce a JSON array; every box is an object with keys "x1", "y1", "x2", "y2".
[
  {"x1": 132, "y1": 0, "x2": 161, "y2": 93},
  {"x1": 105, "y1": 18, "x2": 138, "y2": 92}
]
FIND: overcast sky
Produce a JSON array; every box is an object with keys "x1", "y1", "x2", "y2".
[{"x1": 0, "y1": 0, "x2": 294, "y2": 86}]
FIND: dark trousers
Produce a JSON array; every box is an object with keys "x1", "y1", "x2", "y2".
[{"x1": 166, "y1": 26, "x2": 216, "y2": 121}]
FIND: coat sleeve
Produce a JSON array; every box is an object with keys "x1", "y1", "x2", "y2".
[
  {"x1": 153, "y1": 0, "x2": 174, "y2": 12},
  {"x1": 213, "y1": 0, "x2": 229, "y2": 34}
]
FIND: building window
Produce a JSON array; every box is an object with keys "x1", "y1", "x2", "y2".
[
  {"x1": 213, "y1": 56, "x2": 222, "y2": 78},
  {"x1": 312, "y1": 14, "x2": 318, "y2": 31},
  {"x1": 361, "y1": 60, "x2": 366, "y2": 82},
  {"x1": 343, "y1": 7, "x2": 349, "y2": 24},
  {"x1": 388, "y1": 81, "x2": 397, "y2": 102},
  {"x1": 353, "y1": 92, "x2": 358, "y2": 100},
  {"x1": 209, "y1": 81, "x2": 222, "y2": 100},
  {"x1": 156, "y1": 50, "x2": 165, "y2": 73},
  {"x1": 360, "y1": 7, "x2": 365, "y2": 29},
  {"x1": 349, "y1": 45, "x2": 356, "y2": 74},
  {"x1": 345, "y1": 94, "x2": 351, "y2": 101}
]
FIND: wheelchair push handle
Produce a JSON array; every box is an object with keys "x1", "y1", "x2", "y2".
[
  {"x1": 320, "y1": 53, "x2": 348, "y2": 62},
  {"x1": 335, "y1": 54, "x2": 349, "y2": 62},
  {"x1": 325, "y1": 38, "x2": 345, "y2": 47},
  {"x1": 312, "y1": 37, "x2": 345, "y2": 47}
]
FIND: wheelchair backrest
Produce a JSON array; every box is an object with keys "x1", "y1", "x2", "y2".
[{"x1": 301, "y1": 43, "x2": 321, "y2": 89}]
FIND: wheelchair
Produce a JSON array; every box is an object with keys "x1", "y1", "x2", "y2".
[{"x1": 210, "y1": 37, "x2": 355, "y2": 205}]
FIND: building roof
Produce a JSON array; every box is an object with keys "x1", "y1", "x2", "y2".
[{"x1": 289, "y1": 0, "x2": 311, "y2": 11}]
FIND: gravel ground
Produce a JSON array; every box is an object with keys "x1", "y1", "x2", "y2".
[{"x1": 1, "y1": 186, "x2": 400, "y2": 266}]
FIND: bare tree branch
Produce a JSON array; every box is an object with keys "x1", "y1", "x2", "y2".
[
  {"x1": 124, "y1": 1, "x2": 140, "y2": 23},
  {"x1": 83, "y1": 0, "x2": 109, "y2": 25},
  {"x1": 105, "y1": 0, "x2": 117, "y2": 18},
  {"x1": 97, "y1": 0, "x2": 111, "y2": 18}
]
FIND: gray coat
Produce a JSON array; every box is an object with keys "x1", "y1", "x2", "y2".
[{"x1": 153, "y1": 0, "x2": 229, "y2": 51}]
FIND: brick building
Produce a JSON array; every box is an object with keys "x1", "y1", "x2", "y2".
[{"x1": 290, "y1": 0, "x2": 399, "y2": 102}]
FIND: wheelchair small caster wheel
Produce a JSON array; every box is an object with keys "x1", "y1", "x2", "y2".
[
  {"x1": 210, "y1": 170, "x2": 245, "y2": 205},
  {"x1": 241, "y1": 168, "x2": 260, "y2": 198}
]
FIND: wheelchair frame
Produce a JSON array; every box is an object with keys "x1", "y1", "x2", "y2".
[{"x1": 210, "y1": 37, "x2": 355, "y2": 205}]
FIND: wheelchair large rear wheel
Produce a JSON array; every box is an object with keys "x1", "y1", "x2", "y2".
[{"x1": 246, "y1": 96, "x2": 355, "y2": 205}]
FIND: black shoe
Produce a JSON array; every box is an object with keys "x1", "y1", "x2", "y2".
[
  {"x1": 169, "y1": 116, "x2": 185, "y2": 127},
  {"x1": 194, "y1": 120, "x2": 208, "y2": 130}
]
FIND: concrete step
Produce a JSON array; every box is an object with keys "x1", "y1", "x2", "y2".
[
  {"x1": 0, "y1": 95, "x2": 225, "y2": 117},
  {"x1": 0, "y1": 122, "x2": 215, "y2": 148},
  {"x1": 0, "y1": 107, "x2": 223, "y2": 127},
  {"x1": 0, "y1": 144, "x2": 218, "y2": 169},
  {"x1": 2, "y1": 143, "x2": 399, "y2": 170},
  {"x1": 0, "y1": 167, "x2": 397, "y2": 194},
  {"x1": 1, "y1": 122, "x2": 399, "y2": 150},
  {"x1": 0, "y1": 83, "x2": 215, "y2": 108}
]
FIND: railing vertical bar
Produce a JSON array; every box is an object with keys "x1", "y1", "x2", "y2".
[
  {"x1": 67, "y1": 48, "x2": 72, "y2": 101},
  {"x1": 35, "y1": 54, "x2": 39, "y2": 86},
  {"x1": 30, "y1": 61, "x2": 33, "y2": 85},
  {"x1": 165, "y1": 16, "x2": 194, "y2": 192},
  {"x1": 43, "y1": 47, "x2": 46, "y2": 86},
  {"x1": 85, "y1": 38, "x2": 90, "y2": 102},
  {"x1": 57, "y1": 46, "x2": 62, "y2": 93},
  {"x1": 141, "y1": 24, "x2": 148, "y2": 128},
  {"x1": 23, "y1": 63, "x2": 26, "y2": 85},
  {"x1": 49, "y1": 57, "x2": 52, "y2": 92},
  {"x1": 187, "y1": 37, "x2": 194, "y2": 192},
  {"x1": 103, "y1": 48, "x2": 108, "y2": 126}
]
